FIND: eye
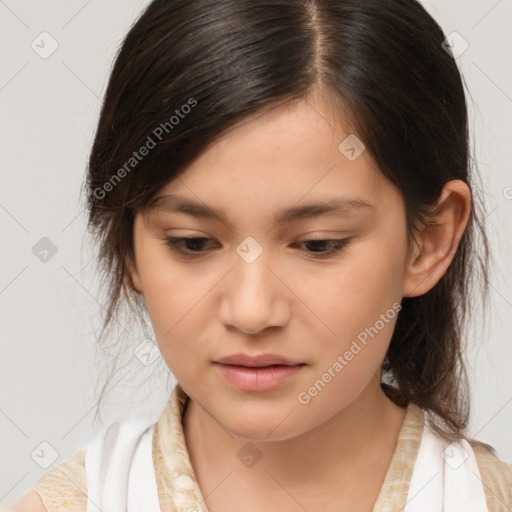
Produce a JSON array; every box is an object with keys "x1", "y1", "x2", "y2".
[
  {"x1": 163, "y1": 236, "x2": 350, "y2": 259},
  {"x1": 295, "y1": 239, "x2": 350, "y2": 258},
  {"x1": 164, "y1": 236, "x2": 217, "y2": 258}
]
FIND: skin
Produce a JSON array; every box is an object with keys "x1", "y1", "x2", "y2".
[
  {"x1": 8, "y1": 492, "x2": 46, "y2": 512},
  {"x1": 122, "y1": 89, "x2": 471, "y2": 511}
]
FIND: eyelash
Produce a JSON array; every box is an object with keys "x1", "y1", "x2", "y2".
[{"x1": 163, "y1": 237, "x2": 350, "y2": 259}]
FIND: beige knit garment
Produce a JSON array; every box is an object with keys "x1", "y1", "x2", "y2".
[{"x1": 31, "y1": 384, "x2": 512, "y2": 511}]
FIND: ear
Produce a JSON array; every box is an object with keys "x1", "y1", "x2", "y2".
[
  {"x1": 125, "y1": 253, "x2": 143, "y2": 294},
  {"x1": 402, "y1": 180, "x2": 471, "y2": 298}
]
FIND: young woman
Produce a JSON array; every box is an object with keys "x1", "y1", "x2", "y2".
[{"x1": 7, "y1": 0, "x2": 512, "y2": 510}]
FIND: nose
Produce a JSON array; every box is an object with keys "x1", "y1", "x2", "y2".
[{"x1": 218, "y1": 243, "x2": 290, "y2": 335}]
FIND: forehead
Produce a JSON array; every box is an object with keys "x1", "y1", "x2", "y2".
[
  {"x1": 192, "y1": 94, "x2": 353, "y2": 171},
  {"x1": 142, "y1": 95, "x2": 400, "y2": 225}
]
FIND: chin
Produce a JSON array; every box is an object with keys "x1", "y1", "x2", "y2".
[
  {"x1": 213, "y1": 402, "x2": 305, "y2": 442},
  {"x1": 224, "y1": 421, "x2": 297, "y2": 442}
]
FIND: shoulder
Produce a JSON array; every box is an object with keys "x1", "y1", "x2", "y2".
[
  {"x1": 5, "y1": 448, "x2": 87, "y2": 512},
  {"x1": 469, "y1": 439, "x2": 512, "y2": 509},
  {"x1": 5, "y1": 491, "x2": 47, "y2": 512},
  {"x1": 4, "y1": 417, "x2": 158, "y2": 512}
]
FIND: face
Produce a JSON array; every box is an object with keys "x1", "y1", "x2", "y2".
[{"x1": 127, "y1": 92, "x2": 411, "y2": 441}]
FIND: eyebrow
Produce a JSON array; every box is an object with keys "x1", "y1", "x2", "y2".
[{"x1": 146, "y1": 193, "x2": 374, "y2": 229}]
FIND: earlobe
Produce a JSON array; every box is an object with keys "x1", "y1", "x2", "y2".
[
  {"x1": 402, "y1": 180, "x2": 471, "y2": 298},
  {"x1": 125, "y1": 254, "x2": 143, "y2": 294}
]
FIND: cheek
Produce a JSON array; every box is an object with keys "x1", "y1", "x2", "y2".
[
  {"x1": 146, "y1": 281, "x2": 211, "y2": 390},
  {"x1": 135, "y1": 245, "x2": 209, "y2": 362},
  {"x1": 300, "y1": 221, "x2": 407, "y2": 366},
  {"x1": 343, "y1": 214, "x2": 407, "y2": 309}
]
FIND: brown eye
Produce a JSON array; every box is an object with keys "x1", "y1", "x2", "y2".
[
  {"x1": 296, "y1": 239, "x2": 350, "y2": 258},
  {"x1": 164, "y1": 237, "x2": 217, "y2": 257},
  {"x1": 163, "y1": 237, "x2": 350, "y2": 260}
]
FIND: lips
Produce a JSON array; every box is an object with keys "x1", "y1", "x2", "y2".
[
  {"x1": 213, "y1": 353, "x2": 306, "y2": 392},
  {"x1": 214, "y1": 354, "x2": 305, "y2": 392},
  {"x1": 214, "y1": 353, "x2": 304, "y2": 368}
]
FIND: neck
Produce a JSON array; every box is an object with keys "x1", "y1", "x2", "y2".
[{"x1": 181, "y1": 378, "x2": 407, "y2": 490}]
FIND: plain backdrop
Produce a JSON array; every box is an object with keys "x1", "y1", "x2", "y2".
[{"x1": 1, "y1": 0, "x2": 511, "y2": 503}]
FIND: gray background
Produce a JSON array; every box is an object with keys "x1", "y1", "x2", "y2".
[{"x1": 1, "y1": 0, "x2": 511, "y2": 504}]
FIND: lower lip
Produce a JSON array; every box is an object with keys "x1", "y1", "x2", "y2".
[{"x1": 215, "y1": 363, "x2": 305, "y2": 392}]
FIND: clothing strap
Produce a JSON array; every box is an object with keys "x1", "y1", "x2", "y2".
[
  {"x1": 404, "y1": 416, "x2": 489, "y2": 511},
  {"x1": 84, "y1": 418, "x2": 161, "y2": 512}
]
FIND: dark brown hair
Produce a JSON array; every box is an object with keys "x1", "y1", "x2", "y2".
[{"x1": 83, "y1": 0, "x2": 492, "y2": 450}]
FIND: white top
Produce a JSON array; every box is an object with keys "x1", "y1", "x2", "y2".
[
  {"x1": 85, "y1": 419, "x2": 161, "y2": 512},
  {"x1": 84, "y1": 412, "x2": 488, "y2": 512},
  {"x1": 404, "y1": 413, "x2": 488, "y2": 511}
]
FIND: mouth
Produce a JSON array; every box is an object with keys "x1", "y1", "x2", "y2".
[
  {"x1": 213, "y1": 358, "x2": 306, "y2": 392},
  {"x1": 214, "y1": 353, "x2": 305, "y2": 368}
]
